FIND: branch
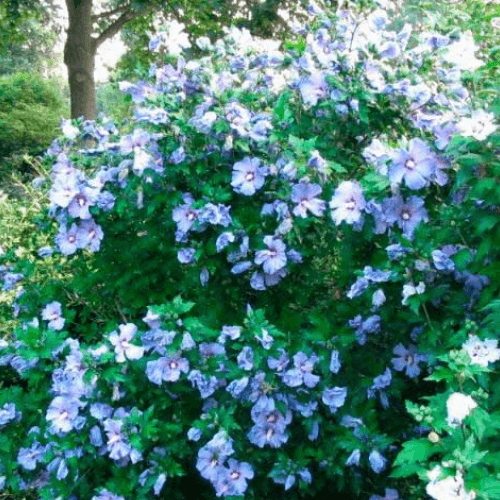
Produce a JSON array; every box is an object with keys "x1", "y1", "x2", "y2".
[
  {"x1": 91, "y1": 3, "x2": 129, "y2": 21},
  {"x1": 92, "y1": 5, "x2": 148, "y2": 49}
]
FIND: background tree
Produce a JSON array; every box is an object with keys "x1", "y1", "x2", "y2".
[{"x1": 1, "y1": 0, "x2": 324, "y2": 120}]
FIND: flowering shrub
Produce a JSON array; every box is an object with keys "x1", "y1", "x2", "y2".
[{"x1": 1, "y1": 2, "x2": 500, "y2": 500}]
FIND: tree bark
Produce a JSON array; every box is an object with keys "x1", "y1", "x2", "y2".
[{"x1": 64, "y1": 0, "x2": 97, "y2": 119}]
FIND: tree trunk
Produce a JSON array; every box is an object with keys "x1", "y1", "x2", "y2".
[{"x1": 64, "y1": 0, "x2": 97, "y2": 120}]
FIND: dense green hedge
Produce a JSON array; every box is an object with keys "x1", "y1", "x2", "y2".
[{"x1": 0, "y1": 72, "x2": 65, "y2": 158}]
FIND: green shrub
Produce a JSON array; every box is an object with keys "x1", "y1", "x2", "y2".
[
  {"x1": 97, "y1": 82, "x2": 134, "y2": 124},
  {"x1": 0, "y1": 72, "x2": 66, "y2": 158}
]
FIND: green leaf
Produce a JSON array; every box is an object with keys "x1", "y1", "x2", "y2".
[
  {"x1": 479, "y1": 477, "x2": 500, "y2": 500},
  {"x1": 329, "y1": 161, "x2": 347, "y2": 173},
  {"x1": 393, "y1": 439, "x2": 438, "y2": 466},
  {"x1": 390, "y1": 463, "x2": 425, "y2": 478},
  {"x1": 469, "y1": 407, "x2": 492, "y2": 441},
  {"x1": 274, "y1": 91, "x2": 293, "y2": 123}
]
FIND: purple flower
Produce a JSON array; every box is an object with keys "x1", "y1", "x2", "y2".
[
  {"x1": 283, "y1": 352, "x2": 320, "y2": 388},
  {"x1": 49, "y1": 177, "x2": 79, "y2": 209},
  {"x1": 196, "y1": 432, "x2": 234, "y2": 480},
  {"x1": 363, "y1": 266, "x2": 393, "y2": 283},
  {"x1": 231, "y1": 261, "x2": 252, "y2": 274},
  {"x1": 267, "y1": 349, "x2": 290, "y2": 372},
  {"x1": 254, "y1": 236, "x2": 287, "y2": 274},
  {"x1": 330, "y1": 350, "x2": 341, "y2": 373},
  {"x1": 307, "y1": 150, "x2": 329, "y2": 177},
  {"x1": 248, "y1": 398, "x2": 291, "y2": 448},
  {"x1": 216, "y1": 232, "x2": 235, "y2": 252},
  {"x1": 299, "y1": 72, "x2": 328, "y2": 106},
  {"x1": 370, "y1": 489, "x2": 400, "y2": 500},
  {"x1": 386, "y1": 243, "x2": 410, "y2": 261},
  {"x1": 198, "y1": 203, "x2": 232, "y2": 227},
  {"x1": 181, "y1": 332, "x2": 196, "y2": 350},
  {"x1": 177, "y1": 248, "x2": 196, "y2": 264},
  {"x1": 146, "y1": 355, "x2": 189, "y2": 384},
  {"x1": 226, "y1": 377, "x2": 250, "y2": 398},
  {"x1": 119, "y1": 128, "x2": 151, "y2": 155},
  {"x1": 46, "y1": 396, "x2": 81, "y2": 434},
  {"x1": 198, "y1": 343, "x2": 224, "y2": 360},
  {"x1": 329, "y1": 181, "x2": 366, "y2": 225},
  {"x1": 55, "y1": 223, "x2": 84, "y2": 255},
  {"x1": 391, "y1": 344, "x2": 426, "y2": 378},
  {"x1": 188, "y1": 370, "x2": 218, "y2": 398},
  {"x1": 231, "y1": 157, "x2": 267, "y2": 196},
  {"x1": 372, "y1": 289, "x2": 386, "y2": 307},
  {"x1": 42, "y1": 301, "x2": 65, "y2": 330},
  {"x1": 172, "y1": 196, "x2": 199, "y2": 237},
  {"x1": 363, "y1": 138, "x2": 391, "y2": 174},
  {"x1": 366, "y1": 200, "x2": 390, "y2": 234},
  {"x1": 18, "y1": 442, "x2": 46, "y2": 471},
  {"x1": 322, "y1": 387, "x2": 347, "y2": 413},
  {"x1": 432, "y1": 249, "x2": 455, "y2": 271},
  {"x1": 67, "y1": 187, "x2": 98, "y2": 219},
  {"x1": 383, "y1": 195, "x2": 428, "y2": 239},
  {"x1": 346, "y1": 449, "x2": 361, "y2": 466},
  {"x1": 349, "y1": 315, "x2": 381, "y2": 345},
  {"x1": 103, "y1": 419, "x2": 131, "y2": 461},
  {"x1": 154, "y1": 473, "x2": 167, "y2": 496},
  {"x1": 91, "y1": 489, "x2": 126, "y2": 500},
  {"x1": 434, "y1": 122, "x2": 457, "y2": 150},
  {"x1": 237, "y1": 346, "x2": 254, "y2": 371},
  {"x1": 171, "y1": 145, "x2": 186, "y2": 164},
  {"x1": 346, "y1": 277, "x2": 369, "y2": 299},
  {"x1": 368, "y1": 450, "x2": 387, "y2": 473},
  {"x1": 291, "y1": 182, "x2": 326, "y2": 218},
  {"x1": 0, "y1": 402, "x2": 18, "y2": 426},
  {"x1": 216, "y1": 459, "x2": 254, "y2": 496},
  {"x1": 389, "y1": 139, "x2": 436, "y2": 190},
  {"x1": 97, "y1": 191, "x2": 115, "y2": 211},
  {"x1": 367, "y1": 368, "x2": 392, "y2": 408},
  {"x1": 218, "y1": 325, "x2": 241, "y2": 343},
  {"x1": 90, "y1": 425, "x2": 103, "y2": 446},
  {"x1": 78, "y1": 219, "x2": 104, "y2": 252},
  {"x1": 187, "y1": 427, "x2": 202, "y2": 441}
]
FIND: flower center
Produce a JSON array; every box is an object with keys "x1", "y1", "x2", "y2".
[
  {"x1": 401, "y1": 209, "x2": 411, "y2": 220},
  {"x1": 230, "y1": 470, "x2": 241, "y2": 480},
  {"x1": 245, "y1": 172, "x2": 255, "y2": 182},
  {"x1": 405, "y1": 158, "x2": 415, "y2": 170},
  {"x1": 68, "y1": 235, "x2": 76, "y2": 244},
  {"x1": 187, "y1": 211, "x2": 196, "y2": 221},
  {"x1": 169, "y1": 360, "x2": 179, "y2": 370},
  {"x1": 267, "y1": 412, "x2": 278, "y2": 424},
  {"x1": 77, "y1": 195, "x2": 86, "y2": 207},
  {"x1": 345, "y1": 198, "x2": 356, "y2": 211}
]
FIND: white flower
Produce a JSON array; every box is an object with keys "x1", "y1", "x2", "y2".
[
  {"x1": 109, "y1": 323, "x2": 144, "y2": 363},
  {"x1": 462, "y1": 335, "x2": 500, "y2": 367},
  {"x1": 402, "y1": 281, "x2": 425, "y2": 305},
  {"x1": 440, "y1": 32, "x2": 483, "y2": 71},
  {"x1": 61, "y1": 119, "x2": 79, "y2": 140},
  {"x1": 426, "y1": 466, "x2": 476, "y2": 500},
  {"x1": 446, "y1": 393, "x2": 477, "y2": 428},
  {"x1": 456, "y1": 110, "x2": 497, "y2": 141}
]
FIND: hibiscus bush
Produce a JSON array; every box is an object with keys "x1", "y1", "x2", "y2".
[{"x1": 1, "y1": 2, "x2": 500, "y2": 500}]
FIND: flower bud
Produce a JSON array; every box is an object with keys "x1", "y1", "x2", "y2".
[{"x1": 428, "y1": 431, "x2": 440, "y2": 443}]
